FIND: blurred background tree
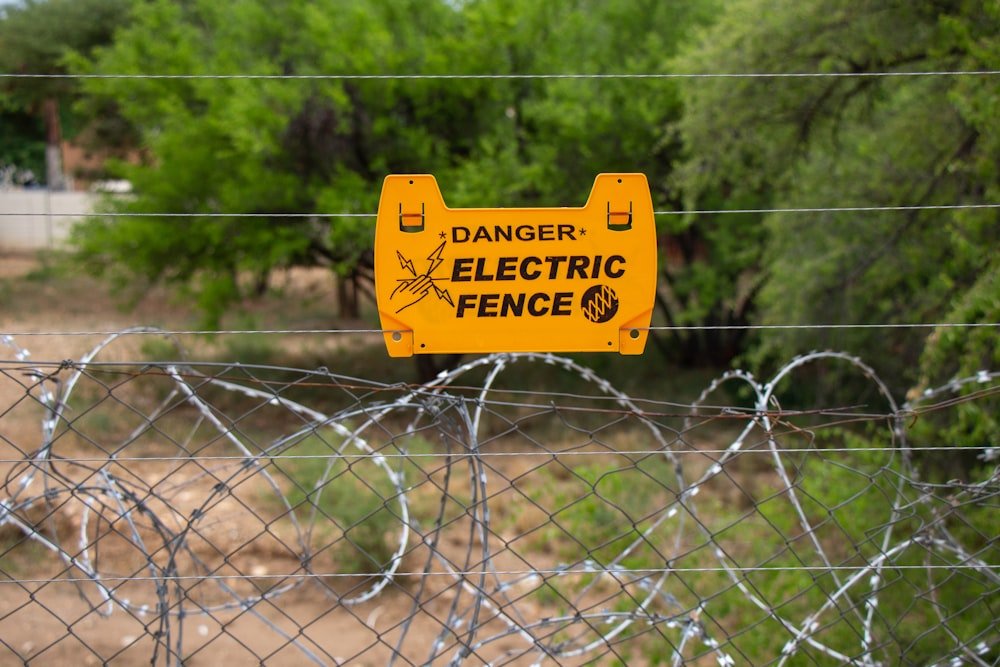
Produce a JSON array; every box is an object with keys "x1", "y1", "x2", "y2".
[
  {"x1": 0, "y1": 0, "x2": 994, "y2": 391},
  {"x1": 69, "y1": 0, "x2": 712, "y2": 331},
  {"x1": 0, "y1": 0, "x2": 134, "y2": 188},
  {"x1": 672, "y1": 0, "x2": 999, "y2": 391}
]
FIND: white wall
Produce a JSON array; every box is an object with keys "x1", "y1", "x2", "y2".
[{"x1": 0, "y1": 190, "x2": 95, "y2": 250}]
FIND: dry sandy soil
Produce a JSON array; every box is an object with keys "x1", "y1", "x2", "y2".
[
  {"x1": 0, "y1": 250, "x2": 365, "y2": 362},
  {"x1": 0, "y1": 253, "x2": 693, "y2": 666},
  {"x1": 0, "y1": 253, "x2": 457, "y2": 666}
]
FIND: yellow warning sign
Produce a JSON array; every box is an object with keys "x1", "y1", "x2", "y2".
[{"x1": 374, "y1": 174, "x2": 657, "y2": 356}]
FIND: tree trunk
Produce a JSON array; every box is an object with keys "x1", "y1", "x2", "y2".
[
  {"x1": 42, "y1": 97, "x2": 65, "y2": 190},
  {"x1": 415, "y1": 354, "x2": 464, "y2": 384},
  {"x1": 336, "y1": 273, "x2": 359, "y2": 318}
]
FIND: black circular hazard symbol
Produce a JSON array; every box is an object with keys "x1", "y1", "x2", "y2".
[{"x1": 580, "y1": 284, "x2": 619, "y2": 323}]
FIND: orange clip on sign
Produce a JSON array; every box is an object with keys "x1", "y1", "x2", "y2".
[{"x1": 374, "y1": 174, "x2": 657, "y2": 356}]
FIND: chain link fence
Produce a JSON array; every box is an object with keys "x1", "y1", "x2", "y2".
[{"x1": 0, "y1": 330, "x2": 997, "y2": 665}]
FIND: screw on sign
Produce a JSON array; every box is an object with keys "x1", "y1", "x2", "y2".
[{"x1": 373, "y1": 174, "x2": 657, "y2": 356}]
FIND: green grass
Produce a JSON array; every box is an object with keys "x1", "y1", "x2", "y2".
[
  {"x1": 526, "y1": 458, "x2": 675, "y2": 566},
  {"x1": 0, "y1": 525, "x2": 48, "y2": 578},
  {"x1": 503, "y1": 423, "x2": 998, "y2": 664},
  {"x1": 23, "y1": 249, "x2": 73, "y2": 282},
  {"x1": 271, "y1": 431, "x2": 402, "y2": 576},
  {"x1": 218, "y1": 327, "x2": 281, "y2": 367},
  {"x1": 0, "y1": 276, "x2": 12, "y2": 305},
  {"x1": 139, "y1": 335, "x2": 184, "y2": 361}
]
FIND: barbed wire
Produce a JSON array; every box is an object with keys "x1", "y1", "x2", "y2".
[
  {"x1": 5, "y1": 355, "x2": 1000, "y2": 424},
  {"x1": 0, "y1": 330, "x2": 996, "y2": 665}
]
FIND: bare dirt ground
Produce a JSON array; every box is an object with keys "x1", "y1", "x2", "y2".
[
  {"x1": 0, "y1": 250, "x2": 367, "y2": 487},
  {"x1": 1, "y1": 253, "x2": 697, "y2": 665},
  {"x1": 0, "y1": 250, "x2": 368, "y2": 361},
  {"x1": 0, "y1": 253, "x2": 456, "y2": 666}
]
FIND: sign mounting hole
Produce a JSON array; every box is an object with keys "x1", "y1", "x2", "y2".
[
  {"x1": 392, "y1": 332, "x2": 402, "y2": 342},
  {"x1": 630, "y1": 329, "x2": 640, "y2": 339}
]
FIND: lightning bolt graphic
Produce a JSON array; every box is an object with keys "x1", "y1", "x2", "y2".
[
  {"x1": 425, "y1": 241, "x2": 446, "y2": 276},
  {"x1": 391, "y1": 242, "x2": 451, "y2": 314},
  {"x1": 432, "y1": 285, "x2": 454, "y2": 307},
  {"x1": 397, "y1": 250, "x2": 416, "y2": 276}
]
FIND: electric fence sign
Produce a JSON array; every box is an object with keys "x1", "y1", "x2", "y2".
[{"x1": 374, "y1": 174, "x2": 657, "y2": 356}]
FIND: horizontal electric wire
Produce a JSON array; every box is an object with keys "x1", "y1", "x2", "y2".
[
  {"x1": 0, "y1": 445, "x2": 994, "y2": 465},
  {"x1": 1, "y1": 323, "x2": 996, "y2": 338},
  {"x1": 645, "y1": 323, "x2": 999, "y2": 331},
  {"x1": 2, "y1": 203, "x2": 998, "y2": 218},
  {"x1": 2, "y1": 564, "x2": 997, "y2": 586},
  {"x1": 653, "y1": 203, "x2": 1000, "y2": 215},
  {"x1": 2, "y1": 70, "x2": 999, "y2": 80},
  {"x1": 0, "y1": 212, "x2": 376, "y2": 218}
]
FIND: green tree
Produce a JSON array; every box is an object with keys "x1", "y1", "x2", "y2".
[
  {"x1": 0, "y1": 0, "x2": 134, "y2": 188},
  {"x1": 73, "y1": 0, "x2": 475, "y2": 326},
  {"x1": 672, "y1": 0, "x2": 1000, "y2": 389},
  {"x1": 72, "y1": 0, "x2": 713, "y2": 348}
]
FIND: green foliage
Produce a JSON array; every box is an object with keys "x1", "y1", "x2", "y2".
[
  {"x1": 0, "y1": 107, "x2": 45, "y2": 180},
  {"x1": 0, "y1": 0, "x2": 133, "y2": 98},
  {"x1": 12, "y1": 0, "x2": 995, "y2": 379},
  {"x1": 910, "y1": 265, "x2": 999, "y2": 481},
  {"x1": 69, "y1": 0, "x2": 713, "y2": 327},
  {"x1": 219, "y1": 331, "x2": 280, "y2": 367},
  {"x1": 0, "y1": 0, "x2": 136, "y2": 183},
  {"x1": 919, "y1": 265, "x2": 1000, "y2": 383},
  {"x1": 673, "y1": 0, "x2": 1000, "y2": 387}
]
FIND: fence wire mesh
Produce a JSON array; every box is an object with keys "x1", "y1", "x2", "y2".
[{"x1": 0, "y1": 330, "x2": 996, "y2": 666}]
